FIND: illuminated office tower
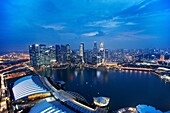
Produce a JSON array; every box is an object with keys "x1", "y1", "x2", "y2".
[
  {"x1": 66, "y1": 44, "x2": 71, "y2": 61},
  {"x1": 99, "y1": 42, "x2": 104, "y2": 51},
  {"x1": 93, "y1": 41, "x2": 98, "y2": 55},
  {"x1": 39, "y1": 44, "x2": 46, "y2": 66},
  {"x1": 97, "y1": 56, "x2": 102, "y2": 64},
  {"x1": 105, "y1": 49, "x2": 109, "y2": 62},
  {"x1": 49, "y1": 46, "x2": 56, "y2": 63},
  {"x1": 92, "y1": 56, "x2": 97, "y2": 65},
  {"x1": 79, "y1": 42, "x2": 84, "y2": 63},
  {"x1": 29, "y1": 44, "x2": 40, "y2": 68},
  {"x1": 61, "y1": 45, "x2": 67, "y2": 63},
  {"x1": 44, "y1": 48, "x2": 50, "y2": 66},
  {"x1": 99, "y1": 42, "x2": 105, "y2": 62},
  {"x1": 55, "y1": 45, "x2": 61, "y2": 62}
]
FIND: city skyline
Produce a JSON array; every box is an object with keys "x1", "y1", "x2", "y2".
[
  {"x1": 1, "y1": 1, "x2": 170, "y2": 113},
  {"x1": 1, "y1": 0, "x2": 170, "y2": 51}
]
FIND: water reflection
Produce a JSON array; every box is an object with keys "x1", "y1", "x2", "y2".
[
  {"x1": 74, "y1": 71, "x2": 78, "y2": 77},
  {"x1": 97, "y1": 71, "x2": 101, "y2": 78},
  {"x1": 80, "y1": 70, "x2": 84, "y2": 84},
  {"x1": 39, "y1": 67, "x2": 170, "y2": 111},
  {"x1": 69, "y1": 73, "x2": 74, "y2": 81}
]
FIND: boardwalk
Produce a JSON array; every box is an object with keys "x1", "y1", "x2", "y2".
[{"x1": 121, "y1": 67, "x2": 153, "y2": 71}]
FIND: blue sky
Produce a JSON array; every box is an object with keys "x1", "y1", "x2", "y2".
[{"x1": 0, "y1": 0, "x2": 170, "y2": 50}]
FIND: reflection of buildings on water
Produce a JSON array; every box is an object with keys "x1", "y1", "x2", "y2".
[
  {"x1": 74, "y1": 71, "x2": 78, "y2": 77},
  {"x1": 96, "y1": 70, "x2": 108, "y2": 83},
  {"x1": 80, "y1": 70, "x2": 85, "y2": 84}
]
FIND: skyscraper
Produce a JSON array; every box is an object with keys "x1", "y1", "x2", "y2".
[
  {"x1": 99, "y1": 42, "x2": 105, "y2": 63},
  {"x1": 93, "y1": 41, "x2": 98, "y2": 55},
  {"x1": 39, "y1": 44, "x2": 46, "y2": 66},
  {"x1": 61, "y1": 45, "x2": 67, "y2": 63},
  {"x1": 49, "y1": 46, "x2": 56, "y2": 63},
  {"x1": 44, "y1": 48, "x2": 50, "y2": 66},
  {"x1": 55, "y1": 45, "x2": 61, "y2": 62},
  {"x1": 66, "y1": 44, "x2": 71, "y2": 61},
  {"x1": 79, "y1": 43, "x2": 84, "y2": 63},
  {"x1": 29, "y1": 44, "x2": 40, "y2": 68},
  {"x1": 105, "y1": 49, "x2": 109, "y2": 63},
  {"x1": 99, "y1": 42, "x2": 104, "y2": 51}
]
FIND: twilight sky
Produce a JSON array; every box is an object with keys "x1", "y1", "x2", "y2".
[{"x1": 0, "y1": 0, "x2": 170, "y2": 50}]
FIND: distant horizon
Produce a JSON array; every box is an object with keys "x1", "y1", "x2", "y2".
[{"x1": 0, "y1": 42, "x2": 170, "y2": 53}]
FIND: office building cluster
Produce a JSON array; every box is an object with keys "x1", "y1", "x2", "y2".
[
  {"x1": 84, "y1": 42, "x2": 109, "y2": 65},
  {"x1": 29, "y1": 42, "x2": 110, "y2": 68}
]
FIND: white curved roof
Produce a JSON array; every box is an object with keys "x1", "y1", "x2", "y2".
[
  {"x1": 12, "y1": 75, "x2": 48, "y2": 100},
  {"x1": 29, "y1": 100, "x2": 75, "y2": 113},
  {"x1": 157, "y1": 67, "x2": 170, "y2": 71}
]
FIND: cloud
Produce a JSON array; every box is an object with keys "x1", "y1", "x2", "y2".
[
  {"x1": 86, "y1": 17, "x2": 138, "y2": 28},
  {"x1": 113, "y1": 35, "x2": 158, "y2": 41},
  {"x1": 125, "y1": 22, "x2": 137, "y2": 25},
  {"x1": 86, "y1": 17, "x2": 123, "y2": 28},
  {"x1": 87, "y1": 20, "x2": 122, "y2": 28},
  {"x1": 139, "y1": 0, "x2": 159, "y2": 9},
  {"x1": 113, "y1": 30, "x2": 158, "y2": 41},
  {"x1": 42, "y1": 25, "x2": 64, "y2": 30},
  {"x1": 82, "y1": 31, "x2": 99, "y2": 37},
  {"x1": 118, "y1": 0, "x2": 169, "y2": 18},
  {"x1": 119, "y1": 30, "x2": 144, "y2": 35}
]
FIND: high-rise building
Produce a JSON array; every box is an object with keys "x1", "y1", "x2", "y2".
[
  {"x1": 98, "y1": 42, "x2": 105, "y2": 63},
  {"x1": 49, "y1": 46, "x2": 56, "y2": 63},
  {"x1": 61, "y1": 45, "x2": 67, "y2": 63},
  {"x1": 85, "y1": 50, "x2": 93, "y2": 64},
  {"x1": 99, "y1": 42, "x2": 104, "y2": 51},
  {"x1": 29, "y1": 45, "x2": 34, "y2": 66},
  {"x1": 105, "y1": 49, "x2": 109, "y2": 62},
  {"x1": 66, "y1": 44, "x2": 71, "y2": 61},
  {"x1": 29, "y1": 44, "x2": 40, "y2": 68},
  {"x1": 93, "y1": 41, "x2": 98, "y2": 55},
  {"x1": 39, "y1": 44, "x2": 46, "y2": 66},
  {"x1": 97, "y1": 56, "x2": 102, "y2": 64},
  {"x1": 44, "y1": 48, "x2": 50, "y2": 66},
  {"x1": 79, "y1": 43, "x2": 84, "y2": 63},
  {"x1": 92, "y1": 56, "x2": 97, "y2": 65},
  {"x1": 79, "y1": 43, "x2": 84, "y2": 57},
  {"x1": 55, "y1": 45, "x2": 61, "y2": 62}
]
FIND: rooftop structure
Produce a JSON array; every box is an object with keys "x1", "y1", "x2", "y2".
[
  {"x1": 93, "y1": 97, "x2": 110, "y2": 107},
  {"x1": 136, "y1": 105, "x2": 163, "y2": 113},
  {"x1": 30, "y1": 99, "x2": 75, "y2": 113},
  {"x1": 157, "y1": 67, "x2": 170, "y2": 71},
  {"x1": 12, "y1": 75, "x2": 48, "y2": 100}
]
